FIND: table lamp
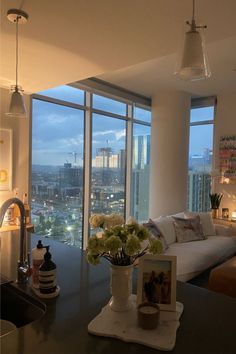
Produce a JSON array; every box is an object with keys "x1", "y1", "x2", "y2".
[{"x1": 231, "y1": 211, "x2": 236, "y2": 221}]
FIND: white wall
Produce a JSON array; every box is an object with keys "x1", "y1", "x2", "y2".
[
  {"x1": 213, "y1": 93, "x2": 236, "y2": 216},
  {"x1": 150, "y1": 91, "x2": 191, "y2": 217},
  {"x1": 0, "y1": 87, "x2": 31, "y2": 205}
]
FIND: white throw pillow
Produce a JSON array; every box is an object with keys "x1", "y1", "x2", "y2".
[
  {"x1": 152, "y1": 216, "x2": 176, "y2": 245},
  {"x1": 184, "y1": 211, "x2": 216, "y2": 236},
  {"x1": 172, "y1": 215, "x2": 205, "y2": 243}
]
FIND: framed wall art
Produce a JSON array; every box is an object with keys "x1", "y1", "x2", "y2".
[
  {"x1": 0, "y1": 128, "x2": 13, "y2": 191},
  {"x1": 137, "y1": 254, "x2": 177, "y2": 311}
]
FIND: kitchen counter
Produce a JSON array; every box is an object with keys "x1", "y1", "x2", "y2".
[{"x1": 1, "y1": 232, "x2": 236, "y2": 354}]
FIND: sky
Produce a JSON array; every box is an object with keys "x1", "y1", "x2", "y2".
[{"x1": 32, "y1": 86, "x2": 214, "y2": 166}]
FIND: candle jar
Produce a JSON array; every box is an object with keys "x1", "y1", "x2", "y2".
[{"x1": 137, "y1": 302, "x2": 160, "y2": 330}]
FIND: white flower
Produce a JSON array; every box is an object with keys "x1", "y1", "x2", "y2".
[{"x1": 89, "y1": 214, "x2": 105, "y2": 228}]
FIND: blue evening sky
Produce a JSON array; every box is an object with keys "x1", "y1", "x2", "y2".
[{"x1": 32, "y1": 86, "x2": 213, "y2": 165}]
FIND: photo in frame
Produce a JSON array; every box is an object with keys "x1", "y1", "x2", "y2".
[
  {"x1": 222, "y1": 208, "x2": 229, "y2": 219},
  {"x1": 137, "y1": 254, "x2": 177, "y2": 311},
  {"x1": 0, "y1": 128, "x2": 13, "y2": 191}
]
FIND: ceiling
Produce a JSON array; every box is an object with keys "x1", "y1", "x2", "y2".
[{"x1": 1, "y1": 0, "x2": 236, "y2": 97}]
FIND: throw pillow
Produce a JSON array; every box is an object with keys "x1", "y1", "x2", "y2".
[
  {"x1": 143, "y1": 219, "x2": 168, "y2": 251},
  {"x1": 172, "y1": 216, "x2": 205, "y2": 243},
  {"x1": 152, "y1": 216, "x2": 176, "y2": 245},
  {"x1": 184, "y1": 212, "x2": 216, "y2": 236}
]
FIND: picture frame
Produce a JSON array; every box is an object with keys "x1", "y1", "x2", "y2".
[
  {"x1": 0, "y1": 128, "x2": 13, "y2": 191},
  {"x1": 222, "y1": 208, "x2": 229, "y2": 219},
  {"x1": 137, "y1": 254, "x2": 177, "y2": 312}
]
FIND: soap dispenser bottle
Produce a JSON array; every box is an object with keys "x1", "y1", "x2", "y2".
[
  {"x1": 32, "y1": 240, "x2": 46, "y2": 288},
  {"x1": 39, "y1": 246, "x2": 57, "y2": 294}
]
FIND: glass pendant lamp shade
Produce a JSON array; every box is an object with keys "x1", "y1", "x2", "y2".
[
  {"x1": 174, "y1": 0, "x2": 211, "y2": 81},
  {"x1": 6, "y1": 85, "x2": 27, "y2": 117},
  {"x1": 5, "y1": 8, "x2": 29, "y2": 117},
  {"x1": 176, "y1": 28, "x2": 210, "y2": 81}
]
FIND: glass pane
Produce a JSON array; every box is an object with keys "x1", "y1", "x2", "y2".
[
  {"x1": 92, "y1": 94, "x2": 127, "y2": 116},
  {"x1": 134, "y1": 106, "x2": 151, "y2": 123},
  {"x1": 190, "y1": 106, "x2": 214, "y2": 123},
  {"x1": 188, "y1": 123, "x2": 213, "y2": 212},
  {"x1": 131, "y1": 124, "x2": 151, "y2": 221},
  {"x1": 31, "y1": 99, "x2": 84, "y2": 248},
  {"x1": 91, "y1": 113, "x2": 126, "y2": 218},
  {"x1": 38, "y1": 85, "x2": 85, "y2": 105}
]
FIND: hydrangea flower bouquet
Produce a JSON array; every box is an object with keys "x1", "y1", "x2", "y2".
[{"x1": 87, "y1": 213, "x2": 163, "y2": 266}]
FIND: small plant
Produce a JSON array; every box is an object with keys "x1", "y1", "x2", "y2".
[{"x1": 209, "y1": 193, "x2": 223, "y2": 209}]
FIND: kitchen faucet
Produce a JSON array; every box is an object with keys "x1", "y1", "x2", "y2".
[{"x1": 0, "y1": 198, "x2": 31, "y2": 283}]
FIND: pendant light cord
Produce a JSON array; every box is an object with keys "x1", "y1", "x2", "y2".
[
  {"x1": 192, "y1": 0, "x2": 195, "y2": 21},
  {"x1": 15, "y1": 16, "x2": 19, "y2": 88}
]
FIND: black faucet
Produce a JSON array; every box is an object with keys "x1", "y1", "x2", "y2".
[{"x1": 0, "y1": 198, "x2": 31, "y2": 283}]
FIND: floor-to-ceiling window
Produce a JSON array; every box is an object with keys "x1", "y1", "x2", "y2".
[
  {"x1": 187, "y1": 98, "x2": 215, "y2": 212},
  {"x1": 31, "y1": 91, "x2": 85, "y2": 247},
  {"x1": 31, "y1": 83, "x2": 151, "y2": 248}
]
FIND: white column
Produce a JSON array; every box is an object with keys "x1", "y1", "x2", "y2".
[{"x1": 149, "y1": 90, "x2": 191, "y2": 218}]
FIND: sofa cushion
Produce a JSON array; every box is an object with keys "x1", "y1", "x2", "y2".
[
  {"x1": 164, "y1": 236, "x2": 236, "y2": 282},
  {"x1": 143, "y1": 219, "x2": 168, "y2": 251},
  {"x1": 184, "y1": 212, "x2": 216, "y2": 236},
  {"x1": 152, "y1": 216, "x2": 176, "y2": 245},
  {"x1": 172, "y1": 216, "x2": 204, "y2": 243}
]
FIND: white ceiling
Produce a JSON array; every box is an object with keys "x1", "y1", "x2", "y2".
[{"x1": 1, "y1": 0, "x2": 236, "y2": 97}]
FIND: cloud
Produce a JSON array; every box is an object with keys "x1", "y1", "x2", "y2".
[{"x1": 115, "y1": 129, "x2": 126, "y2": 140}]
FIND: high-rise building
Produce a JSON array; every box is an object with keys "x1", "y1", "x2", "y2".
[
  {"x1": 133, "y1": 135, "x2": 150, "y2": 169},
  {"x1": 95, "y1": 147, "x2": 112, "y2": 168},
  {"x1": 131, "y1": 135, "x2": 151, "y2": 221},
  {"x1": 59, "y1": 163, "x2": 83, "y2": 196},
  {"x1": 188, "y1": 171, "x2": 211, "y2": 212}
]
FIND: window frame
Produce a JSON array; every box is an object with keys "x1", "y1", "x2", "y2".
[
  {"x1": 31, "y1": 83, "x2": 151, "y2": 249},
  {"x1": 187, "y1": 97, "x2": 216, "y2": 212}
]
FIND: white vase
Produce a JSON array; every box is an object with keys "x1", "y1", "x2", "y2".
[{"x1": 109, "y1": 264, "x2": 133, "y2": 312}]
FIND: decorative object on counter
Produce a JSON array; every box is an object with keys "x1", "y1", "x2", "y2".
[
  {"x1": 87, "y1": 214, "x2": 163, "y2": 312},
  {"x1": 209, "y1": 193, "x2": 223, "y2": 219},
  {"x1": 137, "y1": 255, "x2": 177, "y2": 312},
  {"x1": 88, "y1": 294, "x2": 184, "y2": 351},
  {"x1": 137, "y1": 302, "x2": 160, "y2": 330},
  {"x1": 32, "y1": 240, "x2": 47, "y2": 289},
  {"x1": 38, "y1": 246, "x2": 59, "y2": 298},
  {"x1": 6, "y1": 8, "x2": 29, "y2": 117},
  {"x1": 3, "y1": 205, "x2": 14, "y2": 225},
  {"x1": 232, "y1": 211, "x2": 236, "y2": 221},
  {"x1": 219, "y1": 135, "x2": 236, "y2": 184},
  {"x1": 222, "y1": 208, "x2": 229, "y2": 219},
  {"x1": 23, "y1": 193, "x2": 30, "y2": 224}
]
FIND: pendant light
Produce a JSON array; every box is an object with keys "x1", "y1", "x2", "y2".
[
  {"x1": 6, "y1": 8, "x2": 29, "y2": 117},
  {"x1": 175, "y1": 0, "x2": 211, "y2": 81}
]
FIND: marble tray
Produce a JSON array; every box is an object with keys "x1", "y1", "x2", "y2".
[{"x1": 88, "y1": 295, "x2": 184, "y2": 351}]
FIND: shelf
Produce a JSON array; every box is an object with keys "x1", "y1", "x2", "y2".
[{"x1": 0, "y1": 224, "x2": 35, "y2": 233}]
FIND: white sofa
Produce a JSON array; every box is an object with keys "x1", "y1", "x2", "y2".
[{"x1": 150, "y1": 212, "x2": 236, "y2": 282}]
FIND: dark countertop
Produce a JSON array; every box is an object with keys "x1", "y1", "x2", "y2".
[{"x1": 1, "y1": 232, "x2": 236, "y2": 354}]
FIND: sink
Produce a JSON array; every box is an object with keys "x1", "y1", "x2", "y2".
[{"x1": 1, "y1": 283, "x2": 45, "y2": 330}]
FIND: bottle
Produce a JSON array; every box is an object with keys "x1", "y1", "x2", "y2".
[
  {"x1": 13, "y1": 188, "x2": 21, "y2": 225},
  {"x1": 39, "y1": 246, "x2": 57, "y2": 294},
  {"x1": 23, "y1": 193, "x2": 30, "y2": 224},
  {"x1": 32, "y1": 240, "x2": 46, "y2": 289}
]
